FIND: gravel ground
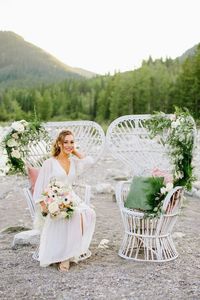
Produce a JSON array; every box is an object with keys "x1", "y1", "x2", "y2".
[{"x1": 0, "y1": 155, "x2": 200, "y2": 300}]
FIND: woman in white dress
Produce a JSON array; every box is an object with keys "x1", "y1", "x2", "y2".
[{"x1": 33, "y1": 130, "x2": 96, "y2": 271}]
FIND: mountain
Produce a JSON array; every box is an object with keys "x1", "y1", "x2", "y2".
[
  {"x1": 177, "y1": 44, "x2": 198, "y2": 62},
  {"x1": 0, "y1": 31, "x2": 96, "y2": 89}
]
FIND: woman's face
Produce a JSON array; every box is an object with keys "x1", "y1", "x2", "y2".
[{"x1": 60, "y1": 134, "x2": 74, "y2": 155}]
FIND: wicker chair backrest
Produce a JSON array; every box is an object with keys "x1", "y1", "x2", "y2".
[{"x1": 106, "y1": 114, "x2": 172, "y2": 176}]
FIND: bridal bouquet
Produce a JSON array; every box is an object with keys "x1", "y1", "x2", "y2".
[{"x1": 40, "y1": 180, "x2": 75, "y2": 219}]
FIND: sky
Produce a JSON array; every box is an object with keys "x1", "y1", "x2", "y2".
[{"x1": 0, "y1": 0, "x2": 200, "y2": 75}]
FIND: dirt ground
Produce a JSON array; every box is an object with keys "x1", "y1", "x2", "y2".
[{"x1": 0, "y1": 155, "x2": 200, "y2": 300}]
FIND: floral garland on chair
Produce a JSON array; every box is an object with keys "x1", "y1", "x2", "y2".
[
  {"x1": 141, "y1": 107, "x2": 196, "y2": 217},
  {"x1": 145, "y1": 107, "x2": 196, "y2": 185},
  {"x1": 2, "y1": 119, "x2": 50, "y2": 174}
]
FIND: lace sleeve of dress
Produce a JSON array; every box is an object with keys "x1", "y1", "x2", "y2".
[{"x1": 73, "y1": 156, "x2": 94, "y2": 177}]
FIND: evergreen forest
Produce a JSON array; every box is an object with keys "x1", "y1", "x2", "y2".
[{"x1": 0, "y1": 43, "x2": 200, "y2": 125}]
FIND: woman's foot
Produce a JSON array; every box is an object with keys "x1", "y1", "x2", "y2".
[{"x1": 58, "y1": 260, "x2": 70, "y2": 272}]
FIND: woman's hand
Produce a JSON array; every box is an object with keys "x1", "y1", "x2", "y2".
[{"x1": 72, "y1": 148, "x2": 85, "y2": 159}]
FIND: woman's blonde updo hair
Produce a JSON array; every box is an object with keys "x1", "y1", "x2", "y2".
[{"x1": 52, "y1": 130, "x2": 74, "y2": 157}]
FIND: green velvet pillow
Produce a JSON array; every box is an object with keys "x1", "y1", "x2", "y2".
[{"x1": 124, "y1": 176, "x2": 165, "y2": 211}]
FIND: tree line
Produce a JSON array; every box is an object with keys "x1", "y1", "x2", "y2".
[{"x1": 0, "y1": 44, "x2": 200, "y2": 124}]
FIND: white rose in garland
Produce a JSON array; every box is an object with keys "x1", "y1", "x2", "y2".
[
  {"x1": 2, "y1": 119, "x2": 50, "y2": 174},
  {"x1": 7, "y1": 138, "x2": 18, "y2": 147},
  {"x1": 12, "y1": 133, "x2": 19, "y2": 139},
  {"x1": 11, "y1": 121, "x2": 25, "y2": 133},
  {"x1": 11, "y1": 149, "x2": 21, "y2": 159},
  {"x1": 171, "y1": 119, "x2": 180, "y2": 128}
]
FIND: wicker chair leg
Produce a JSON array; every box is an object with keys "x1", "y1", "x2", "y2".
[{"x1": 118, "y1": 233, "x2": 179, "y2": 262}]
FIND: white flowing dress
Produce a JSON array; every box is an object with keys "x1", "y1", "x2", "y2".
[{"x1": 33, "y1": 156, "x2": 96, "y2": 267}]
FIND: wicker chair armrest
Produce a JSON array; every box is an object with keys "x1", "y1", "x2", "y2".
[
  {"x1": 115, "y1": 181, "x2": 131, "y2": 208},
  {"x1": 162, "y1": 186, "x2": 184, "y2": 214},
  {"x1": 73, "y1": 183, "x2": 91, "y2": 205},
  {"x1": 23, "y1": 187, "x2": 36, "y2": 220},
  {"x1": 121, "y1": 206, "x2": 145, "y2": 218}
]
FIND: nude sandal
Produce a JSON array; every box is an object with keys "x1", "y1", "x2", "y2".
[{"x1": 58, "y1": 260, "x2": 70, "y2": 272}]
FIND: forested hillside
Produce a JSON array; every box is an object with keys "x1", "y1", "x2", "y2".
[
  {"x1": 0, "y1": 41, "x2": 200, "y2": 123},
  {"x1": 0, "y1": 31, "x2": 95, "y2": 89}
]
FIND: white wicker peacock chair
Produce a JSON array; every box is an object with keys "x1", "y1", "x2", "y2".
[
  {"x1": 25, "y1": 120, "x2": 105, "y2": 167},
  {"x1": 116, "y1": 183, "x2": 183, "y2": 261},
  {"x1": 106, "y1": 114, "x2": 185, "y2": 262}
]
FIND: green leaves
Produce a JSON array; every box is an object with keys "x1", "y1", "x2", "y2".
[{"x1": 143, "y1": 177, "x2": 165, "y2": 211}]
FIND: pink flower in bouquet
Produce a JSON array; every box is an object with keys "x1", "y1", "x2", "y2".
[{"x1": 46, "y1": 197, "x2": 54, "y2": 204}]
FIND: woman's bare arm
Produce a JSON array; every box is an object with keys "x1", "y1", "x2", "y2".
[{"x1": 72, "y1": 149, "x2": 85, "y2": 159}]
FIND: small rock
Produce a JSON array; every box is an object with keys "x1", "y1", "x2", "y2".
[
  {"x1": 113, "y1": 175, "x2": 130, "y2": 181},
  {"x1": 0, "y1": 225, "x2": 30, "y2": 234},
  {"x1": 12, "y1": 229, "x2": 40, "y2": 247}
]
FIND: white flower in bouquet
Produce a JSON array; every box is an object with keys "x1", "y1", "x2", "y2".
[
  {"x1": 11, "y1": 149, "x2": 21, "y2": 159},
  {"x1": 63, "y1": 195, "x2": 72, "y2": 205},
  {"x1": 11, "y1": 121, "x2": 25, "y2": 133},
  {"x1": 47, "y1": 190, "x2": 58, "y2": 200},
  {"x1": 53, "y1": 180, "x2": 63, "y2": 188},
  {"x1": 51, "y1": 186, "x2": 59, "y2": 194},
  {"x1": 60, "y1": 211, "x2": 67, "y2": 218},
  {"x1": 48, "y1": 201, "x2": 59, "y2": 215},
  {"x1": 45, "y1": 183, "x2": 57, "y2": 193},
  {"x1": 7, "y1": 138, "x2": 18, "y2": 147}
]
